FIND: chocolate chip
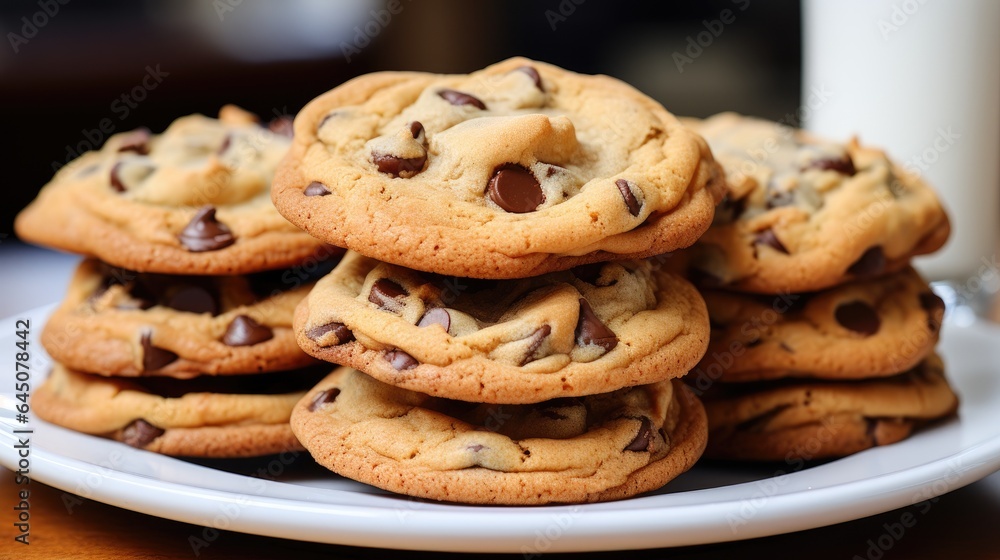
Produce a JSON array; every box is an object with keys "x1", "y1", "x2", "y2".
[
  {"x1": 177, "y1": 206, "x2": 236, "y2": 252},
  {"x1": 418, "y1": 308, "x2": 451, "y2": 331},
  {"x1": 408, "y1": 121, "x2": 425, "y2": 140},
  {"x1": 373, "y1": 152, "x2": 427, "y2": 178},
  {"x1": 121, "y1": 419, "x2": 164, "y2": 448},
  {"x1": 571, "y1": 263, "x2": 605, "y2": 285},
  {"x1": 807, "y1": 155, "x2": 856, "y2": 176},
  {"x1": 110, "y1": 162, "x2": 127, "y2": 193},
  {"x1": 624, "y1": 417, "x2": 653, "y2": 452},
  {"x1": 575, "y1": 298, "x2": 618, "y2": 352},
  {"x1": 165, "y1": 285, "x2": 218, "y2": 315},
  {"x1": 386, "y1": 349, "x2": 418, "y2": 370},
  {"x1": 218, "y1": 134, "x2": 232, "y2": 155},
  {"x1": 117, "y1": 128, "x2": 151, "y2": 154},
  {"x1": 847, "y1": 246, "x2": 886, "y2": 277},
  {"x1": 222, "y1": 315, "x2": 274, "y2": 347},
  {"x1": 467, "y1": 444, "x2": 486, "y2": 452},
  {"x1": 520, "y1": 325, "x2": 552, "y2": 366},
  {"x1": 268, "y1": 116, "x2": 294, "y2": 138},
  {"x1": 306, "y1": 322, "x2": 354, "y2": 345},
  {"x1": 487, "y1": 164, "x2": 544, "y2": 213},
  {"x1": 516, "y1": 66, "x2": 544, "y2": 91},
  {"x1": 714, "y1": 194, "x2": 747, "y2": 223},
  {"x1": 140, "y1": 330, "x2": 178, "y2": 371},
  {"x1": 753, "y1": 228, "x2": 789, "y2": 254},
  {"x1": 919, "y1": 291, "x2": 946, "y2": 332},
  {"x1": 307, "y1": 388, "x2": 341, "y2": 411},
  {"x1": 437, "y1": 89, "x2": 486, "y2": 109},
  {"x1": 615, "y1": 179, "x2": 642, "y2": 216},
  {"x1": 835, "y1": 301, "x2": 881, "y2": 336},
  {"x1": 369, "y1": 279, "x2": 408, "y2": 311},
  {"x1": 303, "y1": 181, "x2": 331, "y2": 197}
]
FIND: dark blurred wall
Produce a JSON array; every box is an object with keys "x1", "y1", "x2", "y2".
[{"x1": 0, "y1": 0, "x2": 800, "y2": 238}]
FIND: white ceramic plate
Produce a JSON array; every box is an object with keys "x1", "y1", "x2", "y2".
[{"x1": 2, "y1": 304, "x2": 999, "y2": 554}]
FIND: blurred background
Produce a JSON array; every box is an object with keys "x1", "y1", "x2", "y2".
[{"x1": 0, "y1": 0, "x2": 802, "y2": 238}]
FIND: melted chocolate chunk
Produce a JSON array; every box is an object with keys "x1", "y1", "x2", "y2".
[
  {"x1": 386, "y1": 349, "x2": 418, "y2": 370},
  {"x1": 164, "y1": 285, "x2": 218, "y2": 315},
  {"x1": 520, "y1": 325, "x2": 552, "y2": 366},
  {"x1": 140, "y1": 330, "x2": 178, "y2": 371},
  {"x1": 373, "y1": 152, "x2": 427, "y2": 178},
  {"x1": 847, "y1": 246, "x2": 886, "y2": 277},
  {"x1": 615, "y1": 179, "x2": 642, "y2": 216},
  {"x1": 303, "y1": 181, "x2": 331, "y2": 197},
  {"x1": 753, "y1": 228, "x2": 789, "y2": 254},
  {"x1": 516, "y1": 66, "x2": 544, "y2": 91},
  {"x1": 308, "y1": 388, "x2": 341, "y2": 411},
  {"x1": 110, "y1": 162, "x2": 127, "y2": 193},
  {"x1": 306, "y1": 322, "x2": 354, "y2": 345},
  {"x1": 575, "y1": 298, "x2": 618, "y2": 352},
  {"x1": 222, "y1": 315, "x2": 274, "y2": 347},
  {"x1": 487, "y1": 164, "x2": 544, "y2": 213},
  {"x1": 121, "y1": 419, "x2": 164, "y2": 448},
  {"x1": 834, "y1": 301, "x2": 881, "y2": 336},
  {"x1": 624, "y1": 417, "x2": 654, "y2": 452},
  {"x1": 268, "y1": 116, "x2": 294, "y2": 138},
  {"x1": 117, "y1": 128, "x2": 151, "y2": 154},
  {"x1": 807, "y1": 155, "x2": 856, "y2": 176},
  {"x1": 177, "y1": 206, "x2": 236, "y2": 252},
  {"x1": 437, "y1": 89, "x2": 486, "y2": 109},
  {"x1": 368, "y1": 279, "x2": 408, "y2": 310},
  {"x1": 417, "y1": 308, "x2": 451, "y2": 331},
  {"x1": 408, "y1": 121, "x2": 425, "y2": 140},
  {"x1": 919, "y1": 291, "x2": 946, "y2": 332},
  {"x1": 715, "y1": 193, "x2": 747, "y2": 223}
]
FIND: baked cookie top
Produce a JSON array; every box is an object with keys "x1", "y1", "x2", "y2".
[
  {"x1": 290, "y1": 368, "x2": 707, "y2": 504},
  {"x1": 294, "y1": 251, "x2": 709, "y2": 403},
  {"x1": 673, "y1": 112, "x2": 949, "y2": 293},
  {"x1": 272, "y1": 57, "x2": 724, "y2": 279},
  {"x1": 689, "y1": 267, "x2": 944, "y2": 385},
  {"x1": 16, "y1": 105, "x2": 328, "y2": 275},
  {"x1": 33, "y1": 364, "x2": 326, "y2": 457},
  {"x1": 41, "y1": 257, "x2": 341, "y2": 377},
  {"x1": 700, "y1": 354, "x2": 958, "y2": 461}
]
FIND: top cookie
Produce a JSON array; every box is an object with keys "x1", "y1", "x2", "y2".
[
  {"x1": 672, "y1": 113, "x2": 949, "y2": 293},
  {"x1": 272, "y1": 57, "x2": 724, "y2": 279},
  {"x1": 16, "y1": 106, "x2": 328, "y2": 275}
]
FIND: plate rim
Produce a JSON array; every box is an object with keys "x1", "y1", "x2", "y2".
[{"x1": 3, "y1": 304, "x2": 1000, "y2": 553}]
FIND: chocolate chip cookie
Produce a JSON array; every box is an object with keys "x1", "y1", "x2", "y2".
[
  {"x1": 672, "y1": 113, "x2": 949, "y2": 293},
  {"x1": 294, "y1": 251, "x2": 709, "y2": 403},
  {"x1": 272, "y1": 57, "x2": 724, "y2": 279},
  {"x1": 34, "y1": 364, "x2": 328, "y2": 457},
  {"x1": 290, "y1": 367, "x2": 707, "y2": 504},
  {"x1": 41, "y1": 258, "x2": 342, "y2": 377},
  {"x1": 701, "y1": 354, "x2": 959, "y2": 461},
  {"x1": 16, "y1": 105, "x2": 327, "y2": 275},
  {"x1": 689, "y1": 267, "x2": 944, "y2": 387}
]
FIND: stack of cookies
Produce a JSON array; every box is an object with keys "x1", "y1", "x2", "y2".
[
  {"x1": 16, "y1": 106, "x2": 341, "y2": 457},
  {"x1": 271, "y1": 58, "x2": 726, "y2": 504},
  {"x1": 674, "y1": 113, "x2": 959, "y2": 461}
]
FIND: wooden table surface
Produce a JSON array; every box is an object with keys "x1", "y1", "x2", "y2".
[{"x1": 3, "y1": 246, "x2": 1000, "y2": 559}]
